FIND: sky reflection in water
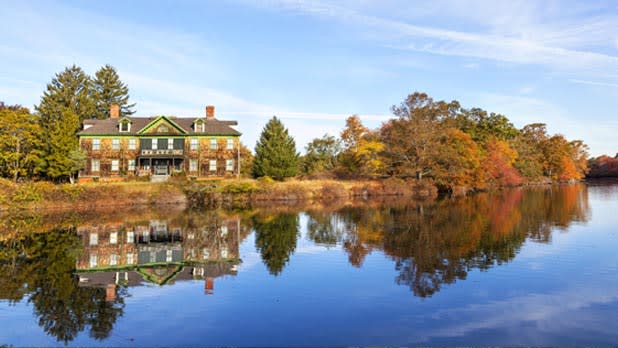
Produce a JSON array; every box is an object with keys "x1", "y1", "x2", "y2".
[{"x1": 1, "y1": 183, "x2": 618, "y2": 346}]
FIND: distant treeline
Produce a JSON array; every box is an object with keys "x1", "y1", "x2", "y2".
[
  {"x1": 588, "y1": 155, "x2": 618, "y2": 178},
  {"x1": 293, "y1": 92, "x2": 588, "y2": 190}
]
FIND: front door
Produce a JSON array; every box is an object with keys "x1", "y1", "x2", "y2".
[{"x1": 153, "y1": 159, "x2": 170, "y2": 175}]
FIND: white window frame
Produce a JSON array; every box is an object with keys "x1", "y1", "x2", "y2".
[
  {"x1": 127, "y1": 231, "x2": 134, "y2": 243},
  {"x1": 120, "y1": 121, "x2": 130, "y2": 132},
  {"x1": 210, "y1": 138, "x2": 217, "y2": 150},
  {"x1": 190, "y1": 138, "x2": 199, "y2": 150},
  {"x1": 128, "y1": 159, "x2": 135, "y2": 171},
  {"x1": 190, "y1": 159, "x2": 198, "y2": 172},
  {"x1": 226, "y1": 159, "x2": 234, "y2": 172},
  {"x1": 92, "y1": 138, "x2": 100, "y2": 151},
  {"x1": 128, "y1": 138, "x2": 137, "y2": 150},
  {"x1": 89, "y1": 254, "x2": 98, "y2": 268},
  {"x1": 89, "y1": 233, "x2": 98, "y2": 246},
  {"x1": 151, "y1": 138, "x2": 157, "y2": 150},
  {"x1": 111, "y1": 159, "x2": 119, "y2": 172},
  {"x1": 112, "y1": 138, "x2": 120, "y2": 150},
  {"x1": 110, "y1": 253, "x2": 118, "y2": 266},
  {"x1": 209, "y1": 159, "x2": 217, "y2": 172},
  {"x1": 110, "y1": 232, "x2": 118, "y2": 244},
  {"x1": 227, "y1": 138, "x2": 234, "y2": 150},
  {"x1": 127, "y1": 253, "x2": 135, "y2": 264},
  {"x1": 168, "y1": 138, "x2": 174, "y2": 150},
  {"x1": 91, "y1": 159, "x2": 100, "y2": 172}
]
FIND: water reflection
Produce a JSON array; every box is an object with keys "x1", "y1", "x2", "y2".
[
  {"x1": 0, "y1": 184, "x2": 592, "y2": 344},
  {"x1": 0, "y1": 209, "x2": 247, "y2": 343},
  {"x1": 307, "y1": 185, "x2": 589, "y2": 297}
]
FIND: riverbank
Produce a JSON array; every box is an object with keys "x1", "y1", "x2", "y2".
[{"x1": 0, "y1": 177, "x2": 437, "y2": 211}]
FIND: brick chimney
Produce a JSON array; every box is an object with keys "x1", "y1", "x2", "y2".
[
  {"x1": 110, "y1": 104, "x2": 120, "y2": 119},
  {"x1": 205, "y1": 105, "x2": 215, "y2": 120}
]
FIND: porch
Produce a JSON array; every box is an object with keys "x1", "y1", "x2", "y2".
[{"x1": 137, "y1": 158, "x2": 184, "y2": 176}]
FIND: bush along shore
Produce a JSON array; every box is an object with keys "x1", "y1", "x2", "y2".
[{"x1": 0, "y1": 177, "x2": 437, "y2": 211}]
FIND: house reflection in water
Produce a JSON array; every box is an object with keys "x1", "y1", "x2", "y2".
[{"x1": 75, "y1": 215, "x2": 242, "y2": 299}]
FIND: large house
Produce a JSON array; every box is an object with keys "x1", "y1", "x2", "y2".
[{"x1": 78, "y1": 104, "x2": 241, "y2": 181}]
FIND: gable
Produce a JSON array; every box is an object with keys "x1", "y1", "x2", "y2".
[{"x1": 138, "y1": 116, "x2": 188, "y2": 135}]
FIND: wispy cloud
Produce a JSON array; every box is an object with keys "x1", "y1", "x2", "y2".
[
  {"x1": 258, "y1": 0, "x2": 618, "y2": 75},
  {"x1": 569, "y1": 79, "x2": 618, "y2": 88}
]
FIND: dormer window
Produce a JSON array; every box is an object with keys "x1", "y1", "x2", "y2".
[
  {"x1": 119, "y1": 119, "x2": 131, "y2": 132},
  {"x1": 194, "y1": 119, "x2": 205, "y2": 133}
]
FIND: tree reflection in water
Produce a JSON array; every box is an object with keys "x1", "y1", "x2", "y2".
[
  {"x1": 306, "y1": 185, "x2": 590, "y2": 297},
  {"x1": 0, "y1": 185, "x2": 591, "y2": 343},
  {"x1": 0, "y1": 227, "x2": 124, "y2": 343}
]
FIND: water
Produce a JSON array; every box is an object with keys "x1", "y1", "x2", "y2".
[{"x1": 1, "y1": 183, "x2": 618, "y2": 346}]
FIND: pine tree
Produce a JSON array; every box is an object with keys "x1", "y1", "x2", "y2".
[
  {"x1": 36, "y1": 65, "x2": 96, "y2": 125},
  {"x1": 36, "y1": 65, "x2": 94, "y2": 179},
  {"x1": 253, "y1": 116, "x2": 299, "y2": 180},
  {"x1": 45, "y1": 108, "x2": 85, "y2": 183},
  {"x1": 93, "y1": 64, "x2": 135, "y2": 119}
]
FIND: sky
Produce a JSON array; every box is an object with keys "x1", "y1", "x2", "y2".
[{"x1": 1, "y1": 0, "x2": 617, "y2": 156}]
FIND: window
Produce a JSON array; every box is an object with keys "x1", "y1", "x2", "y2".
[
  {"x1": 89, "y1": 233, "x2": 98, "y2": 246},
  {"x1": 111, "y1": 159, "x2": 119, "y2": 172},
  {"x1": 92, "y1": 138, "x2": 100, "y2": 151},
  {"x1": 166, "y1": 249, "x2": 173, "y2": 262},
  {"x1": 128, "y1": 160, "x2": 135, "y2": 171},
  {"x1": 127, "y1": 253, "x2": 135, "y2": 264},
  {"x1": 194, "y1": 120, "x2": 204, "y2": 132},
  {"x1": 203, "y1": 248, "x2": 210, "y2": 260},
  {"x1": 110, "y1": 232, "x2": 118, "y2": 244},
  {"x1": 91, "y1": 159, "x2": 100, "y2": 172},
  {"x1": 168, "y1": 138, "x2": 174, "y2": 150},
  {"x1": 221, "y1": 247, "x2": 228, "y2": 258},
  {"x1": 209, "y1": 159, "x2": 217, "y2": 172},
  {"x1": 128, "y1": 139, "x2": 137, "y2": 150},
  {"x1": 227, "y1": 138, "x2": 234, "y2": 150},
  {"x1": 120, "y1": 120, "x2": 130, "y2": 132},
  {"x1": 190, "y1": 138, "x2": 199, "y2": 150},
  {"x1": 226, "y1": 159, "x2": 234, "y2": 172},
  {"x1": 151, "y1": 138, "x2": 157, "y2": 150},
  {"x1": 210, "y1": 138, "x2": 217, "y2": 150},
  {"x1": 190, "y1": 159, "x2": 198, "y2": 172},
  {"x1": 89, "y1": 254, "x2": 98, "y2": 268},
  {"x1": 221, "y1": 225, "x2": 228, "y2": 237},
  {"x1": 110, "y1": 254, "x2": 118, "y2": 266},
  {"x1": 112, "y1": 139, "x2": 120, "y2": 150},
  {"x1": 127, "y1": 231, "x2": 134, "y2": 243}
]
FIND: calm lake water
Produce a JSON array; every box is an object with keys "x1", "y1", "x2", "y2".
[{"x1": 1, "y1": 183, "x2": 618, "y2": 346}]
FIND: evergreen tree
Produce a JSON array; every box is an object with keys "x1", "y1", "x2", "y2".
[
  {"x1": 45, "y1": 108, "x2": 85, "y2": 183},
  {"x1": 36, "y1": 65, "x2": 96, "y2": 125},
  {"x1": 93, "y1": 64, "x2": 135, "y2": 119},
  {"x1": 253, "y1": 116, "x2": 299, "y2": 180},
  {"x1": 253, "y1": 213, "x2": 299, "y2": 276}
]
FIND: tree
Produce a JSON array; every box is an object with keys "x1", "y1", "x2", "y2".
[
  {"x1": 253, "y1": 213, "x2": 299, "y2": 275},
  {"x1": 239, "y1": 143, "x2": 254, "y2": 178},
  {"x1": 480, "y1": 138, "x2": 522, "y2": 187},
  {"x1": 93, "y1": 64, "x2": 135, "y2": 119},
  {"x1": 253, "y1": 116, "x2": 299, "y2": 180},
  {"x1": 381, "y1": 92, "x2": 460, "y2": 179},
  {"x1": 301, "y1": 134, "x2": 342, "y2": 175},
  {"x1": 36, "y1": 65, "x2": 96, "y2": 126},
  {"x1": 45, "y1": 108, "x2": 84, "y2": 183},
  {"x1": 432, "y1": 128, "x2": 481, "y2": 189},
  {"x1": 0, "y1": 104, "x2": 44, "y2": 181}
]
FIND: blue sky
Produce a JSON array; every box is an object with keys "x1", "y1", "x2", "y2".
[{"x1": 1, "y1": 0, "x2": 617, "y2": 156}]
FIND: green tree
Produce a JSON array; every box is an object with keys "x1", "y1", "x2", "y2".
[
  {"x1": 301, "y1": 134, "x2": 342, "y2": 175},
  {"x1": 253, "y1": 213, "x2": 300, "y2": 275},
  {"x1": 253, "y1": 116, "x2": 299, "y2": 180},
  {"x1": 93, "y1": 64, "x2": 135, "y2": 119},
  {"x1": 36, "y1": 65, "x2": 96, "y2": 126},
  {"x1": 45, "y1": 108, "x2": 84, "y2": 183},
  {"x1": 0, "y1": 103, "x2": 44, "y2": 181}
]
